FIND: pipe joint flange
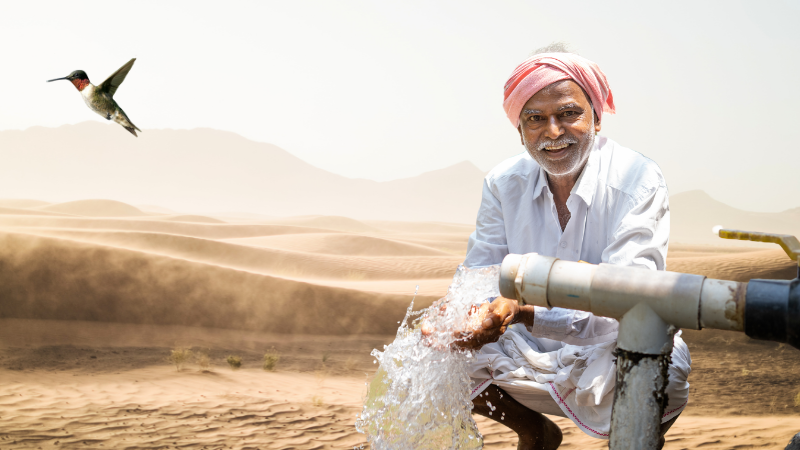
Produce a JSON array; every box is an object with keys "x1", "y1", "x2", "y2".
[{"x1": 517, "y1": 254, "x2": 559, "y2": 308}]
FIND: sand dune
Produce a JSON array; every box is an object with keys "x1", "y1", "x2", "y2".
[
  {"x1": 0, "y1": 215, "x2": 343, "y2": 240},
  {"x1": 1, "y1": 199, "x2": 799, "y2": 449},
  {"x1": 161, "y1": 214, "x2": 227, "y2": 224},
  {"x1": 0, "y1": 319, "x2": 798, "y2": 450},
  {"x1": 0, "y1": 206, "x2": 75, "y2": 217},
  {"x1": 0, "y1": 231, "x2": 445, "y2": 335},
  {"x1": 225, "y1": 233, "x2": 453, "y2": 257},
  {"x1": 0, "y1": 198, "x2": 795, "y2": 337},
  {"x1": 0, "y1": 199, "x2": 51, "y2": 208},
  {"x1": 261, "y1": 215, "x2": 379, "y2": 233},
  {"x1": 668, "y1": 248, "x2": 798, "y2": 281},
  {"x1": 7, "y1": 229, "x2": 459, "y2": 280},
  {"x1": 37, "y1": 199, "x2": 150, "y2": 217}
]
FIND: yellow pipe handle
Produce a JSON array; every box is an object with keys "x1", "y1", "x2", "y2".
[{"x1": 718, "y1": 229, "x2": 800, "y2": 267}]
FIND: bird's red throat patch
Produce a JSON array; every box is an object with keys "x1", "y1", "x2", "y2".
[{"x1": 71, "y1": 78, "x2": 90, "y2": 91}]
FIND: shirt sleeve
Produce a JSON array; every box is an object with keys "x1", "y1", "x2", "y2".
[
  {"x1": 602, "y1": 183, "x2": 670, "y2": 270},
  {"x1": 531, "y1": 183, "x2": 670, "y2": 345},
  {"x1": 530, "y1": 307, "x2": 620, "y2": 346},
  {"x1": 464, "y1": 179, "x2": 509, "y2": 267}
]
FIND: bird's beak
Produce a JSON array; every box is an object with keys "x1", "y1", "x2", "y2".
[{"x1": 47, "y1": 76, "x2": 69, "y2": 82}]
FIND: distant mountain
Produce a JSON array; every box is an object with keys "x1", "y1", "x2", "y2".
[
  {"x1": 670, "y1": 190, "x2": 800, "y2": 245},
  {"x1": 0, "y1": 122, "x2": 486, "y2": 223},
  {"x1": 3, "y1": 123, "x2": 793, "y2": 237}
]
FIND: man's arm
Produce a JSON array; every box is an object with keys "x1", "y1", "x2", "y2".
[{"x1": 464, "y1": 180, "x2": 509, "y2": 267}]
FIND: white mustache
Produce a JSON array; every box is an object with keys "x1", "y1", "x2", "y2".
[{"x1": 538, "y1": 138, "x2": 577, "y2": 151}]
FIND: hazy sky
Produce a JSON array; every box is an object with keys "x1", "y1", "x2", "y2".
[{"x1": 1, "y1": 1, "x2": 799, "y2": 212}]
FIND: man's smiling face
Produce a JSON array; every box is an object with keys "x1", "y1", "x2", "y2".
[{"x1": 517, "y1": 80, "x2": 601, "y2": 177}]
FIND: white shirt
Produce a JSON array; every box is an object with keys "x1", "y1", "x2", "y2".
[
  {"x1": 464, "y1": 135, "x2": 670, "y2": 345},
  {"x1": 464, "y1": 136, "x2": 689, "y2": 437}
]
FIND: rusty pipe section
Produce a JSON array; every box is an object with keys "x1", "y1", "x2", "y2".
[{"x1": 499, "y1": 253, "x2": 746, "y2": 332}]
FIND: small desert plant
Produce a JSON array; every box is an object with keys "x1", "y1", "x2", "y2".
[
  {"x1": 226, "y1": 355, "x2": 242, "y2": 370},
  {"x1": 311, "y1": 395, "x2": 324, "y2": 407},
  {"x1": 263, "y1": 347, "x2": 280, "y2": 371},
  {"x1": 195, "y1": 351, "x2": 211, "y2": 371},
  {"x1": 794, "y1": 390, "x2": 800, "y2": 407},
  {"x1": 169, "y1": 347, "x2": 193, "y2": 371},
  {"x1": 322, "y1": 351, "x2": 330, "y2": 364},
  {"x1": 315, "y1": 363, "x2": 330, "y2": 387}
]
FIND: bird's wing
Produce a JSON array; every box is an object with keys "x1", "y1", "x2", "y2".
[{"x1": 98, "y1": 58, "x2": 136, "y2": 96}]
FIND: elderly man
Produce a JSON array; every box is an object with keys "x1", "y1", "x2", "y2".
[{"x1": 459, "y1": 45, "x2": 691, "y2": 449}]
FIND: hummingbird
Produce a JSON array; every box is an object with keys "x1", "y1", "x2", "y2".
[{"x1": 48, "y1": 58, "x2": 141, "y2": 137}]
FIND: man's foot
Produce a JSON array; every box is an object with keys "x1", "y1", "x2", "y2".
[{"x1": 473, "y1": 385, "x2": 562, "y2": 450}]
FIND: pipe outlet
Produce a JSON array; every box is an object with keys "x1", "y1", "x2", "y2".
[{"x1": 617, "y1": 302, "x2": 675, "y2": 354}]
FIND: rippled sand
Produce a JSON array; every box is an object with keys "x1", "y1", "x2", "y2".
[{"x1": 0, "y1": 202, "x2": 798, "y2": 448}]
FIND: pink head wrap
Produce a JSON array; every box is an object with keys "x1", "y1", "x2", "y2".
[{"x1": 503, "y1": 53, "x2": 616, "y2": 128}]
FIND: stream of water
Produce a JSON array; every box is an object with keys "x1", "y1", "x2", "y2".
[{"x1": 355, "y1": 264, "x2": 500, "y2": 449}]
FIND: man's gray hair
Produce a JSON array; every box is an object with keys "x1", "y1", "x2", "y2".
[{"x1": 530, "y1": 42, "x2": 577, "y2": 56}]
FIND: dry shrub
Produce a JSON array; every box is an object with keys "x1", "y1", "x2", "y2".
[
  {"x1": 315, "y1": 363, "x2": 329, "y2": 387},
  {"x1": 322, "y1": 351, "x2": 330, "y2": 364},
  {"x1": 195, "y1": 351, "x2": 211, "y2": 371},
  {"x1": 226, "y1": 355, "x2": 242, "y2": 370},
  {"x1": 169, "y1": 348, "x2": 192, "y2": 371},
  {"x1": 311, "y1": 395, "x2": 324, "y2": 407},
  {"x1": 263, "y1": 347, "x2": 280, "y2": 371},
  {"x1": 794, "y1": 390, "x2": 800, "y2": 407}
]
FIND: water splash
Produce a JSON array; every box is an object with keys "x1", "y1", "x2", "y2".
[{"x1": 355, "y1": 265, "x2": 501, "y2": 450}]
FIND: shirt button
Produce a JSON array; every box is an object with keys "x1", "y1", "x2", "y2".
[{"x1": 560, "y1": 242, "x2": 567, "y2": 248}]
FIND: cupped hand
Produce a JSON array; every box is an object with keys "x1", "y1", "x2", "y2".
[
  {"x1": 420, "y1": 296, "x2": 521, "y2": 351},
  {"x1": 453, "y1": 297, "x2": 520, "y2": 350}
]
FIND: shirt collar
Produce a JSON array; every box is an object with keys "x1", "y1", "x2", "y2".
[
  {"x1": 532, "y1": 164, "x2": 549, "y2": 200},
  {"x1": 531, "y1": 138, "x2": 601, "y2": 207}
]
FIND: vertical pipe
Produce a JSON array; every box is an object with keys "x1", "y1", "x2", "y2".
[
  {"x1": 609, "y1": 303, "x2": 673, "y2": 450},
  {"x1": 609, "y1": 351, "x2": 670, "y2": 450}
]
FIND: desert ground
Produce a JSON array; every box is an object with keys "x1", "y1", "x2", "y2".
[{"x1": 0, "y1": 199, "x2": 799, "y2": 449}]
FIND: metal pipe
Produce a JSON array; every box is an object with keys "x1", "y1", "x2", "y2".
[
  {"x1": 608, "y1": 303, "x2": 674, "y2": 449},
  {"x1": 498, "y1": 251, "x2": 800, "y2": 449},
  {"x1": 499, "y1": 255, "x2": 746, "y2": 332}
]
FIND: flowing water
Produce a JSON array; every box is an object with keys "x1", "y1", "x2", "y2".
[{"x1": 355, "y1": 265, "x2": 500, "y2": 449}]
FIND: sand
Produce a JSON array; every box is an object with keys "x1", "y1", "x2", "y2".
[{"x1": 1, "y1": 200, "x2": 799, "y2": 449}]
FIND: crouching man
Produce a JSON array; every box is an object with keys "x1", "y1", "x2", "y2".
[{"x1": 458, "y1": 44, "x2": 691, "y2": 449}]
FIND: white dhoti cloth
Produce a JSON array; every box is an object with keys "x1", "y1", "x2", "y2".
[{"x1": 468, "y1": 322, "x2": 691, "y2": 439}]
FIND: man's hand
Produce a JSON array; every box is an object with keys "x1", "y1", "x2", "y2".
[
  {"x1": 420, "y1": 296, "x2": 524, "y2": 351},
  {"x1": 454, "y1": 297, "x2": 520, "y2": 350}
]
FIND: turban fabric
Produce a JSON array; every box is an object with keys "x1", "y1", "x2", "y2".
[{"x1": 503, "y1": 53, "x2": 616, "y2": 128}]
